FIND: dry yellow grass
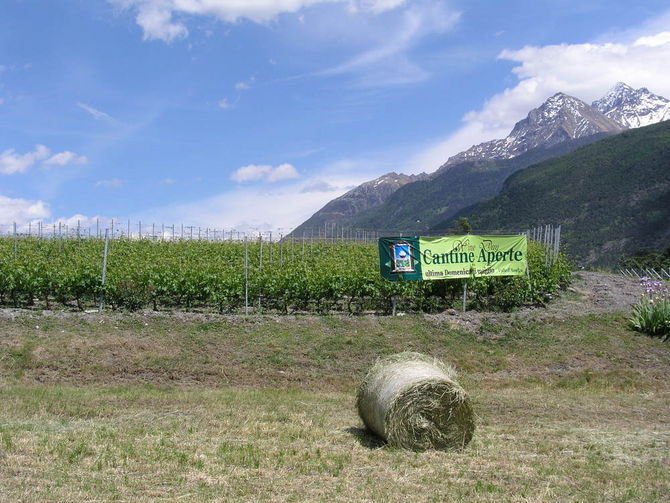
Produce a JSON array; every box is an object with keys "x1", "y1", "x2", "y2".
[{"x1": 0, "y1": 385, "x2": 668, "y2": 502}]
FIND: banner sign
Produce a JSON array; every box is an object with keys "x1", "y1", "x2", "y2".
[{"x1": 379, "y1": 235, "x2": 527, "y2": 281}]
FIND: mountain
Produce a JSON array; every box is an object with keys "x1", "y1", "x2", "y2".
[
  {"x1": 309, "y1": 92, "x2": 625, "y2": 234},
  {"x1": 291, "y1": 83, "x2": 670, "y2": 238},
  {"x1": 436, "y1": 93, "x2": 623, "y2": 172},
  {"x1": 436, "y1": 120, "x2": 670, "y2": 266},
  {"x1": 342, "y1": 133, "x2": 611, "y2": 234},
  {"x1": 290, "y1": 172, "x2": 426, "y2": 238},
  {"x1": 592, "y1": 82, "x2": 670, "y2": 129}
]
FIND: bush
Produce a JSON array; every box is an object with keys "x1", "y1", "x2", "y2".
[
  {"x1": 630, "y1": 277, "x2": 670, "y2": 340},
  {"x1": 467, "y1": 242, "x2": 572, "y2": 311},
  {"x1": 620, "y1": 247, "x2": 670, "y2": 270}
]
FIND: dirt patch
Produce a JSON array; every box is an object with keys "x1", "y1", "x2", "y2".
[
  {"x1": 425, "y1": 271, "x2": 644, "y2": 334},
  {"x1": 545, "y1": 271, "x2": 642, "y2": 314}
]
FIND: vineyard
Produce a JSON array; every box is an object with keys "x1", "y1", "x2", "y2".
[{"x1": 0, "y1": 237, "x2": 570, "y2": 313}]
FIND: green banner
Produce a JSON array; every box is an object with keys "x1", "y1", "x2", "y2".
[{"x1": 379, "y1": 235, "x2": 527, "y2": 281}]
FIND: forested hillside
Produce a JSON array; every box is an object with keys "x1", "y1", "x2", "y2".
[
  {"x1": 348, "y1": 134, "x2": 611, "y2": 233},
  {"x1": 438, "y1": 121, "x2": 670, "y2": 265}
]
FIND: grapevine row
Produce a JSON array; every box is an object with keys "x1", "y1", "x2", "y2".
[{"x1": 0, "y1": 237, "x2": 570, "y2": 313}]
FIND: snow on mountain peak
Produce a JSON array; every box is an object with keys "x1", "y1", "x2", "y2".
[
  {"x1": 439, "y1": 92, "x2": 623, "y2": 172},
  {"x1": 592, "y1": 82, "x2": 670, "y2": 128},
  {"x1": 613, "y1": 82, "x2": 633, "y2": 93},
  {"x1": 434, "y1": 83, "x2": 668, "y2": 175}
]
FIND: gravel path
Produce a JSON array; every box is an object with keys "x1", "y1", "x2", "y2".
[{"x1": 546, "y1": 271, "x2": 642, "y2": 315}]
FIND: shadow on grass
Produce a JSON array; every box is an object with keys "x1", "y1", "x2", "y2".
[{"x1": 345, "y1": 426, "x2": 386, "y2": 449}]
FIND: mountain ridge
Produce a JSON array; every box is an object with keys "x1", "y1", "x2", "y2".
[
  {"x1": 435, "y1": 120, "x2": 670, "y2": 265},
  {"x1": 290, "y1": 83, "x2": 670, "y2": 238},
  {"x1": 341, "y1": 133, "x2": 612, "y2": 234},
  {"x1": 593, "y1": 82, "x2": 670, "y2": 129},
  {"x1": 290, "y1": 172, "x2": 427, "y2": 238},
  {"x1": 435, "y1": 92, "x2": 623, "y2": 173}
]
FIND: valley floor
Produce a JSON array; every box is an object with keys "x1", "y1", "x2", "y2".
[{"x1": 0, "y1": 272, "x2": 668, "y2": 502}]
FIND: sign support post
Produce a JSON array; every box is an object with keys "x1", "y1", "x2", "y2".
[{"x1": 462, "y1": 279, "x2": 467, "y2": 312}]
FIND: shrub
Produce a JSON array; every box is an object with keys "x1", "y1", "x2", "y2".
[
  {"x1": 0, "y1": 237, "x2": 571, "y2": 314},
  {"x1": 467, "y1": 242, "x2": 571, "y2": 311},
  {"x1": 630, "y1": 277, "x2": 670, "y2": 340}
]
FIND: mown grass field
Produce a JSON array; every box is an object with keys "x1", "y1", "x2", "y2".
[{"x1": 0, "y1": 311, "x2": 668, "y2": 502}]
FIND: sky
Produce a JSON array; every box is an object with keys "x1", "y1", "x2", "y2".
[{"x1": 1, "y1": 0, "x2": 670, "y2": 234}]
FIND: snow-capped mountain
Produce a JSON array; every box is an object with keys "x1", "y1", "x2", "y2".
[
  {"x1": 438, "y1": 93, "x2": 623, "y2": 172},
  {"x1": 592, "y1": 82, "x2": 670, "y2": 129},
  {"x1": 290, "y1": 83, "x2": 670, "y2": 236}
]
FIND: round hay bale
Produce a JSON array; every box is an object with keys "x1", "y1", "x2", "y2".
[{"x1": 356, "y1": 352, "x2": 474, "y2": 451}]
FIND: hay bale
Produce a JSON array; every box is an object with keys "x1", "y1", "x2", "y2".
[{"x1": 356, "y1": 352, "x2": 474, "y2": 451}]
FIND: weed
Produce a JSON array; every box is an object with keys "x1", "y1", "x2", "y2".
[
  {"x1": 6, "y1": 339, "x2": 37, "y2": 377},
  {"x1": 1, "y1": 431, "x2": 13, "y2": 452},
  {"x1": 217, "y1": 442, "x2": 261, "y2": 469}
]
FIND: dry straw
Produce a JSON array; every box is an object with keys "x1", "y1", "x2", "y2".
[{"x1": 357, "y1": 352, "x2": 475, "y2": 451}]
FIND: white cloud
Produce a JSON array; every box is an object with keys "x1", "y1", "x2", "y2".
[
  {"x1": 50, "y1": 214, "x2": 110, "y2": 229},
  {"x1": 230, "y1": 164, "x2": 272, "y2": 182},
  {"x1": 43, "y1": 151, "x2": 89, "y2": 167},
  {"x1": 0, "y1": 145, "x2": 50, "y2": 175},
  {"x1": 634, "y1": 31, "x2": 670, "y2": 48},
  {"x1": 110, "y1": 0, "x2": 416, "y2": 42},
  {"x1": 135, "y1": 2, "x2": 188, "y2": 42},
  {"x1": 318, "y1": 1, "x2": 460, "y2": 87},
  {"x1": 404, "y1": 29, "x2": 670, "y2": 174},
  {"x1": 1, "y1": 145, "x2": 90, "y2": 174},
  {"x1": 110, "y1": 1, "x2": 459, "y2": 87},
  {"x1": 162, "y1": 178, "x2": 176, "y2": 185},
  {"x1": 0, "y1": 202, "x2": 118, "y2": 232},
  {"x1": 496, "y1": 31, "x2": 670, "y2": 106},
  {"x1": 77, "y1": 102, "x2": 115, "y2": 122},
  {"x1": 218, "y1": 97, "x2": 236, "y2": 109},
  {"x1": 0, "y1": 195, "x2": 51, "y2": 225},
  {"x1": 300, "y1": 179, "x2": 340, "y2": 193},
  {"x1": 95, "y1": 178, "x2": 125, "y2": 188},
  {"x1": 231, "y1": 163, "x2": 299, "y2": 183},
  {"x1": 138, "y1": 181, "x2": 351, "y2": 233},
  {"x1": 358, "y1": 0, "x2": 407, "y2": 14},
  {"x1": 134, "y1": 159, "x2": 379, "y2": 231},
  {"x1": 267, "y1": 163, "x2": 300, "y2": 182}
]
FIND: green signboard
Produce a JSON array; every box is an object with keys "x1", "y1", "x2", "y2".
[{"x1": 379, "y1": 235, "x2": 528, "y2": 281}]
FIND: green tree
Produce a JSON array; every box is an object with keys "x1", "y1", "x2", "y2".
[{"x1": 457, "y1": 217, "x2": 472, "y2": 234}]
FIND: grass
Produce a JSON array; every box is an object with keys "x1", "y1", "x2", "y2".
[
  {"x1": 0, "y1": 312, "x2": 666, "y2": 390},
  {"x1": 0, "y1": 311, "x2": 669, "y2": 501},
  {"x1": 0, "y1": 385, "x2": 667, "y2": 502}
]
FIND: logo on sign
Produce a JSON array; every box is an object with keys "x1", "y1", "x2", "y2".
[{"x1": 391, "y1": 243, "x2": 415, "y2": 273}]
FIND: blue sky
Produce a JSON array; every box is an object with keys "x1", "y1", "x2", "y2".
[{"x1": 2, "y1": 0, "x2": 670, "y2": 234}]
